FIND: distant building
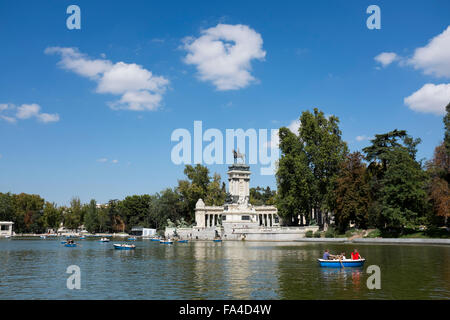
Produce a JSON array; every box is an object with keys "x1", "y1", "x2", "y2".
[
  {"x1": 165, "y1": 164, "x2": 318, "y2": 241},
  {"x1": 130, "y1": 227, "x2": 156, "y2": 237},
  {"x1": 0, "y1": 221, "x2": 14, "y2": 237},
  {"x1": 194, "y1": 164, "x2": 279, "y2": 231}
]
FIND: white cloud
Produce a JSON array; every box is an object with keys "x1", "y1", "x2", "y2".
[
  {"x1": 46, "y1": 47, "x2": 169, "y2": 111},
  {"x1": 404, "y1": 83, "x2": 450, "y2": 115},
  {"x1": 408, "y1": 26, "x2": 450, "y2": 78},
  {"x1": 183, "y1": 24, "x2": 266, "y2": 90},
  {"x1": 0, "y1": 104, "x2": 10, "y2": 112},
  {"x1": 0, "y1": 103, "x2": 59, "y2": 124},
  {"x1": 263, "y1": 132, "x2": 280, "y2": 149},
  {"x1": 16, "y1": 104, "x2": 40, "y2": 119},
  {"x1": 37, "y1": 113, "x2": 60, "y2": 123},
  {"x1": 356, "y1": 135, "x2": 372, "y2": 142},
  {"x1": 288, "y1": 119, "x2": 300, "y2": 135},
  {"x1": 0, "y1": 115, "x2": 17, "y2": 123},
  {"x1": 374, "y1": 52, "x2": 398, "y2": 67},
  {"x1": 111, "y1": 159, "x2": 119, "y2": 164},
  {"x1": 44, "y1": 47, "x2": 112, "y2": 79},
  {"x1": 97, "y1": 158, "x2": 108, "y2": 163}
]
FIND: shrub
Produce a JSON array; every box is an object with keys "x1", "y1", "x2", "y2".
[
  {"x1": 366, "y1": 229, "x2": 381, "y2": 238},
  {"x1": 345, "y1": 230, "x2": 354, "y2": 238},
  {"x1": 325, "y1": 227, "x2": 336, "y2": 238},
  {"x1": 305, "y1": 230, "x2": 313, "y2": 238},
  {"x1": 313, "y1": 231, "x2": 321, "y2": 238}
]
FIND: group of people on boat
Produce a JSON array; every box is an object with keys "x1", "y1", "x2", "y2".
[{"x1": 323, "y1": 249, "x2": 361, "y2": 260}]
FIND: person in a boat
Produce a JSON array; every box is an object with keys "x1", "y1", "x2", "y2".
[
  {"x1": 323, "y1": 249, "x2": 331, "y2": 260},
  {"x1": 339, "y1": 252, "x2": 346, "y2": 260},
  {"x1": 351, "y1": 249, "x2": 361, "y2": 260}
]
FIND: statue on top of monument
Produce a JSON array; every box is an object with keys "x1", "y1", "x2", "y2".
[{"x1": 233, "y1": 148, "x2": 245, "y2": 164}]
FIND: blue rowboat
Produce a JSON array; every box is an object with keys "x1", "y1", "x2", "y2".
[
  {"x1": 127, "y1": 237, "x2": 137, "y2": 241},
  {"x1": 113, "y1": 244, "x2": 135, "y2": 250},
  {"x1": 150, "y1": 238, "x2": 160, "y2": 242},
  {"x1": 160, "y1": 239, "x2": 173, "y2": 244},
  {"x1": 64, "y1": 243, "x2": 77, "y2": 247},
  {"x1": 177, "y1": 240, "x2": 188, "y2": 243},
  {"x1": 317, "y1": 259, "x2": 365, "y2": 268},
  {"x1": 213, "y1": 239, "x2": 222, "y2": 243}
]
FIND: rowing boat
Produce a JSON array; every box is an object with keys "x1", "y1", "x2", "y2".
[
  {"x1": 64, "y1": 243, "x2": 77, "y2": 247},
  {"x1": 113, "y1": 243, "x2": 136, "y2": 250},
  {"x1": 317, "y1": 258, "x2": 365, "y2": 268},
  {"x1": 177, "y1": 240, "x2": 188, "y2": 243}
]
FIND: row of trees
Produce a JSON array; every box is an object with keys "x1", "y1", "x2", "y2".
[
  {"x1": 2, "y1": 106, "x2": 448, "y2": 234},
  {"x1": 276, "y1": 105, "x2": 450, "y2": 232},
  {"x1": 0, "y1": 165, "x2": 230, "y2": 234},
  {"x1": 0, "y1": 163, "x2": 278, "y2": 234}
]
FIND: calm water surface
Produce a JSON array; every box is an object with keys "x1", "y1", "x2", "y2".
[{"x1": 0, "y1": 239, "x2": 449, "y2": 299}]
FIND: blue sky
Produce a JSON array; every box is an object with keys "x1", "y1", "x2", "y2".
[{"x1": 1, "y1": 0, "x2": 449, "y2": 205}]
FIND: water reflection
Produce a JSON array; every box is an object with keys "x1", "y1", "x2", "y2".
[
  {"x1": 0, "y1": 239, "x2": 449, "y2": 299},
  {"x1": 319, "y1": 268, "x2": 364, "y2": 291}
]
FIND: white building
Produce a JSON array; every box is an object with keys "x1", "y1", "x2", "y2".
[
  {"x1": 194, "y1": 164, "x2": 279, "y2": 231},
  {"x1": 131, "y1": 227, "x2": 156, "y2": 237},
  {"x1": 0, "y1": 221, "x2": 14, "y2": 237},
  {"x1": 166, "y1": 164, "x2": 318, "y2": 241}
]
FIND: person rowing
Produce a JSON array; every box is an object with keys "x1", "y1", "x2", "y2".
[
  {"x1": 323, "y1": 249, "x2": 340, "y2": 260},
  {"x1": 351, "y1": 249, "x2": 362, "y2": 260}
]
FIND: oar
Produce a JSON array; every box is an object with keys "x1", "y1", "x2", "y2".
[{"x1": 339, "y1": 257, "x2": 345, "y2": 269}]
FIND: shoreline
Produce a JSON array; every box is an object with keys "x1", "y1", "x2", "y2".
[
  {"x1": 294, "y1": 238, "x2": 450, "y2": 245},
  {"x1": 2, "y1": 235, "x2": 450, "y2": 245}
]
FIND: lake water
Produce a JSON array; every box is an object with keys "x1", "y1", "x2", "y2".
[{"x1": 0, "y1": 239, "x2": 449, "y2": 300}]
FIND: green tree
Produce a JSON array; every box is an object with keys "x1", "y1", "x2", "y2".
[
  {"x1": 84, "y1": 199, "x2": 99, "y2": 233},
  {"x1": 154, "y1": 188, "x2": 184, "y2": 229},
  {"x1": 276, "y1": 109, "x2": 347, "y2": 227},
  {"x1": 250, "y1": 186, "x2": 276, "y2": 205},
  {"x1": 42, "y1": 202, "x2": 61, "y2": 232},
  {"x1": 106, "y1": 199, "x2": 125, "y2": 232},
  {"x1": 177, "y1": 164, "x2": 225, "y2": 222},
  {"x1": 205, "y1": 173, "x2": 227, "y2": 206},
  {"x1": 97, "y1": 205, "x2": 111, "y2": 233},
  {"x1": 378, "y1": 148, "x2": 428, "y2": 229},
  {"x1": 0, "y1": 192, "x2": 14, "y2": 222},
  {"x1": 363, "y1": 130, "x2": 425, "y2": 229},
  {"x1": 64, "y1": 197, "x2": 83, "y2": 230},
  {"x1": 276, "y1": 127, "x2": 314, "y2": 225},
  {"x1": 120, "y1": 195, "x2": 153, "y2": 230},
  {"x1": 13, "y1": 193, "x2": 45, "y2": 233},
  {"x1": 444, "y1": 102, "x2": 450, "y2": 155},
  {"x1": 177, "y1": 164, "x2": 210, "y2": 221},
  {"x1": 334, "y1": 152, "x2": 370, "y2": 232}
]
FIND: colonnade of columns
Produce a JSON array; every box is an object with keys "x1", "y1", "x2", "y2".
[
  {"x1": 205, "y1": 214, "x2": 221, "y2": 227},
  {"x1": 258, "y1": 214, "x2": 277, "y2": 227}
]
